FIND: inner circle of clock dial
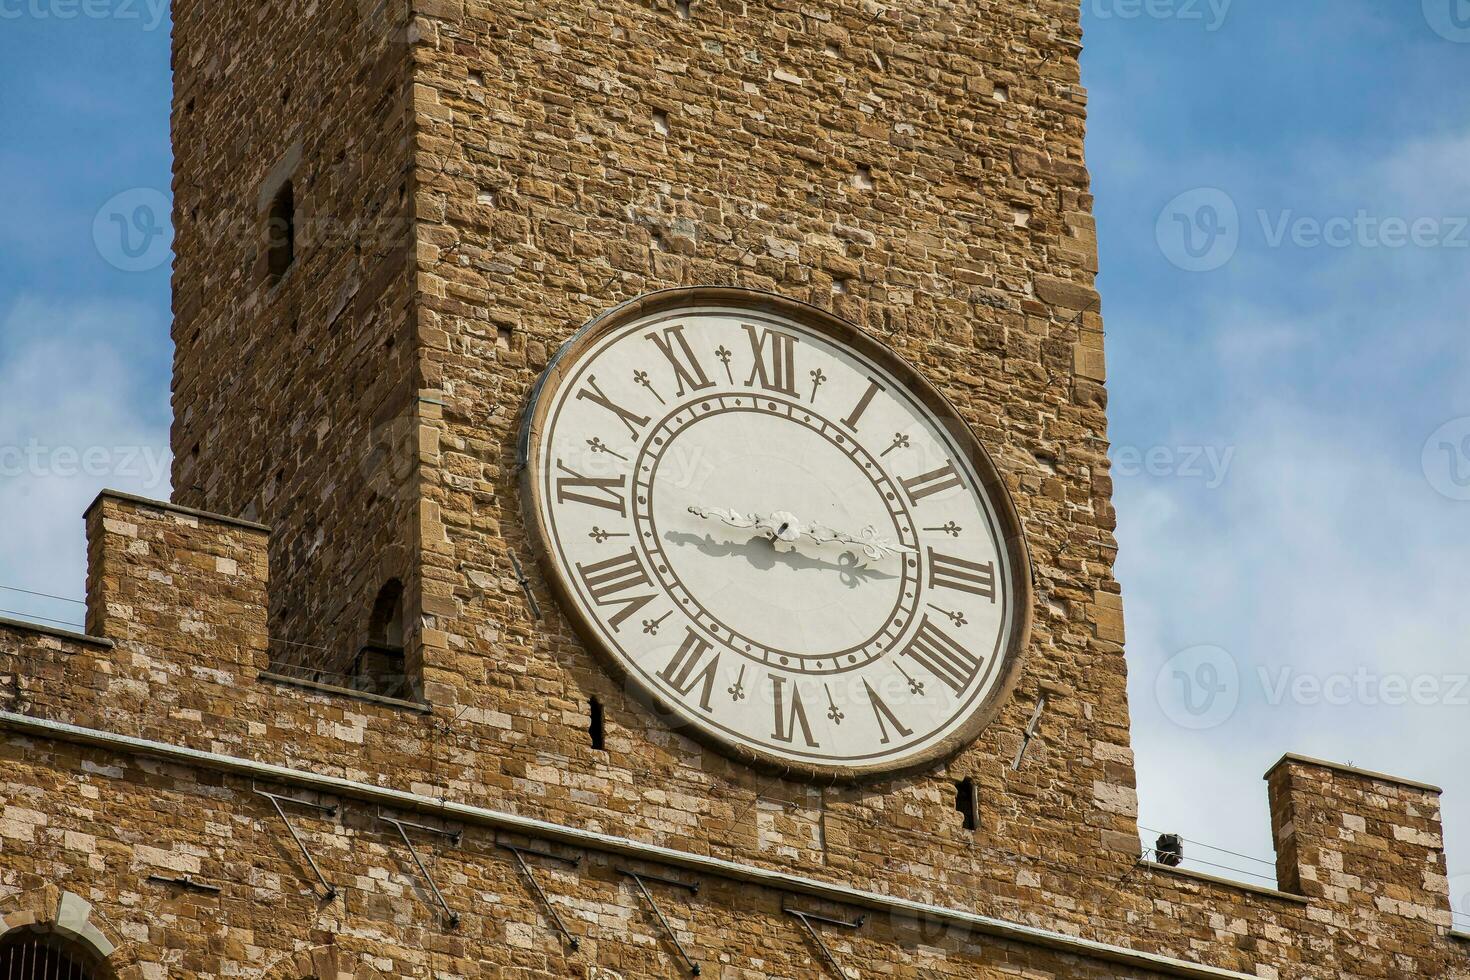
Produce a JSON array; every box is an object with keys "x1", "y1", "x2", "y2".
[
  {"x1": 632, "y1": 397, "x2": 922, "y2": 675},
  {"x1": 533, "y1": 303, "x2": 1016, "y2": 772}
]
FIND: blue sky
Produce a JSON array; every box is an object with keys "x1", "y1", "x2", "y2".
[{"x1": 1, "y1": 0, "x2": 1467, "y2": 922}]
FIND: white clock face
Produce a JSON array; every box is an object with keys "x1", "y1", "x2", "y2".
[{"x1": 521, "y1": 290, "x2": 1028, "y2": 780}]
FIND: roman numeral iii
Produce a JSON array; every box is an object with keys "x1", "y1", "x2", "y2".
[
  {"x1": 928, "y1": 548, "x2": 997, "y2": 601},
  {"x1": 743, "y1": 325, "x2": 800, "y2": 397},
  {"x1": 900, "y1": 616, "x2": 985, "y2": 695},
  {"x1": 658, "y1": 629, "x2": 721, "y2": 712},
  {"x1": 646, "y1": 324, "x2": 715, "y2": 398},
  {"x1": 769, "y1": 674, "x2": 819, "y2": 747},
  {"x1": 555, "y1": 460, "x2": 626, "y2": 517},
  {"x1": 575, "y1": 548, "x2": 656, "y2": 631}
]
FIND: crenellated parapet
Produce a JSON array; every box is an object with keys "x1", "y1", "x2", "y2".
[
  {"x1": 2, "y1": 488, "x2": 1468, "y2": 978},
  {"x1": 1268, "y1": 754, "x2": 1454, "y2": 930}
]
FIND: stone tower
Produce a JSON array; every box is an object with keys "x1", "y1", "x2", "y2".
[{"x1": 1, "y1": 0, "x2": 1466, "y2": 977}]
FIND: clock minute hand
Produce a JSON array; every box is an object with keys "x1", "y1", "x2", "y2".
[{"x1": 686, "y1": 505, "x2": 914, "y2": 562}]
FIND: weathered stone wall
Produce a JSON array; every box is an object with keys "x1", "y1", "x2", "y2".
[
  {"x1": 169, "y1": 0, "x2": 424, "y2": 680},
  {"x1": 3, "y1": 0, "x2": 1468, "y2": 976},
  {"x1": 404, "y1": 0, "x2": 1132, "y2": 950}
]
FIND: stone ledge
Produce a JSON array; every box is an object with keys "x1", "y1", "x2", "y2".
[
  {"x1": 0, "y1": 709, "x2": 1258, "y2": 980},
  {"x1": 1139, "y1": 861, "x2": 1308, "y2": 905},
  {"x1": 85, "y1": 489, "x2": 271, "y2": 535},
  {"x1": 1451, "y1": 930, "x2": 1470, "y2": 943},
  {"x1": 0, "y1": 616, "x2": 115, "y2": 649},
  {"x1": 258, "y1": 671, "x2": 432, "y2": 714},
  {"x1": 1265, "y1": 753, "x2": 1443, "y2": 795}
]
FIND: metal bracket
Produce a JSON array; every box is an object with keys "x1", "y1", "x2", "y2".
[
  {"x1": 499, "y1": 843, "x2": 581, "y2": 951},
  {"x1": 1012, "y1": 695, "x2": 1048, "y2": 770},
  {"x1": 254, "y1": 788, "x2": 339, "y2": 899},
  {"x1": 784, "y1": 903, "x2": 865, "y2": 978},
  {"x1": 509, "y1": 550, "x2": 543, "y2": 620},
  {"x1": 380, "y1": 813, "x2": 462, "y2": 928},
  {"x1": 146, "y1": 874, "x2": 222, "y2": 895},
  {"x1": 618, "y1": 868, "x2": 702, "y2": 976}
]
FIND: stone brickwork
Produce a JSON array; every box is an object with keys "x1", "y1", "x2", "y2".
[{"x1": 2, "y1": 0, "x2": 1468, "y2": 976}]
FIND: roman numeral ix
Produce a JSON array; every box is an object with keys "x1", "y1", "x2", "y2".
[
  {"x1": 575, "y1": 548, "x2": 657, "y2": 632},
  {"x1": 555, "y1": 460, "x2": 626, "y2": 517},
  {"x1": 900, "y1": 616, "x2": 985, "y2": 696},
  {"x1": 646, "y1": 324, "x2": 715, "y2": 398}
]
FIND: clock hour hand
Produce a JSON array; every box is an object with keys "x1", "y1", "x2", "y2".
[{"x1": 686, "y1": 505, "x2": 914, "y2": 561}]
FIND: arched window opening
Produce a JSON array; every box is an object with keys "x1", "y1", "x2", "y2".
[
  {"x1": 352, "y1": 579, "x2": 409, "y2": 699},
  {"x1": 0, "y1": 927, "x2": 108, "y2": 979}
]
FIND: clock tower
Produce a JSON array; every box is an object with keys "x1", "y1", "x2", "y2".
[{"x1": 3, "y1": 0, "x2": 1461, "y2": 976}]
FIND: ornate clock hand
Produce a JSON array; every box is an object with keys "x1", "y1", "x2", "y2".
[{"x1": 686, "y1": 505, "x2": 914, "y2": 561}]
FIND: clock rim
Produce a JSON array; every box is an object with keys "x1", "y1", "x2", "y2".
[{"x1": 518, "y1": 285, "x2": 1033, "y2": 784}]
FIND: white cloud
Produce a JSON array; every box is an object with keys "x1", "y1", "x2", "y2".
[
  {"x1": 0, "y1": 295, "x2": 172, "y2": 628},
  {"x1": 1118, "y1": 127, "x2": 1470, "y2": 910}
]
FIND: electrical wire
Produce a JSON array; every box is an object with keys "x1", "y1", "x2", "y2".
[
  {"x1": 0, "y1": 608, "x2": 85, "y2": 630},
  {"x1": 0, "y1": 584, "x2": 86, "y2": 605},
  {"x1": 1138, "y1": 824, "x2": 1277, "y2": 868}
]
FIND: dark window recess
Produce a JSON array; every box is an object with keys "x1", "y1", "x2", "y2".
[
  {"x1": 589, "y1": 698, "x2": 606, "y2": 750},
  {"x1": 0, "y1": 929, "x2": 104, "y2": 978},
  {"x1": 352, "y1": 579, "x2": 410, "y2": 699},
  {"x1": 954, "y1": 778, "x2": 979, "y2": 831},
  {"x1": 265, "y1": 181, "x2": 295, "y2": 283}
]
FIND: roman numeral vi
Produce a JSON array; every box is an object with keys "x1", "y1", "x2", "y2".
[{"x1": 769, "y1": 674, "x2": 819, "y2": 747}]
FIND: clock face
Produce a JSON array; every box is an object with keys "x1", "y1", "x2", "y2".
[{"x1": 520, "y1": 289, "x2": 1030, "y2": 781}]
